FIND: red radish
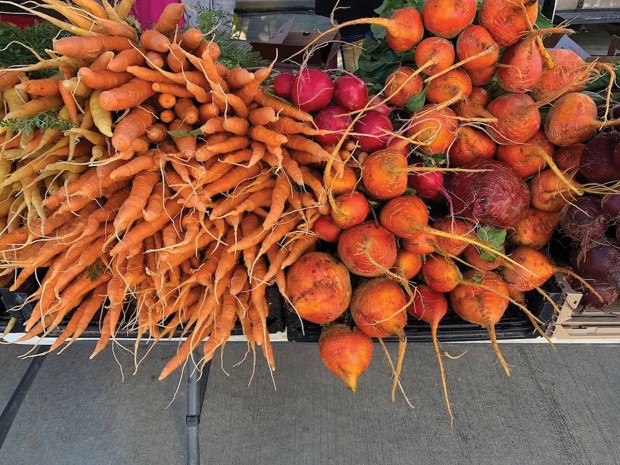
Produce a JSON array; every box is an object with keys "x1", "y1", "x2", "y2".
[
  {"x1": 313, "y1": 215, "x2": 342, "y2": 242},
  {"x1": 479, "y1": 0, "x2": 538, "y2": 47},
  {"x1": 353, "y1": 111, "x2": 393, "y2": 152},
  {"x1": 407, "y1": 105, "x2": 458, "y2": 155},
  {"x1": 496, "y1": 130, "x2": 555, "y2": 179},
  {"x1": 415, "y1": 37, "x2": 455, "y2": 76},
  {"x1": 509, "y1": 208, "x2": 560, "y2": 249},
  {"x1": 421, "y1": 0, "x2": 476, "y2": 39},
  {"x1": 456, "y1": 25, "x2": 500, "y2": 72},
  {"x1": 379, "y1": 195, "x2": 430, "y2": 240},
  {"x1": 385, "y1": 67, "x2": 424, "y2": 107},
  {"x1": 425, "y1": 68, "x2": 472, "y2": 105},
  {"x1": 487, "y1": 93, "x2": 542, "y2": 144},
  {"x1": 500, "y1": 246, "x2": 555, "y2": 292},
  {"x1": 497, "y1": 36, "x2": 542, "y2": 93},
  {"x1": 449, "y1": 127, "x2": 496, "y2": 167},
  {"x1": 421, "y1": 254, "x2": 461, "y2": 292},
  {"x1": 273, "y1": 72, "x2": 295, "y2": 99},
  {"x1": 530, "y1": 169, "x2": 578, "y2": 212},
  {"x1": 531, "y1": 49, "x2": 588, "y2": 102},
  {"x1": 319, "y1": 324, "x2": 373, "y2": 392},
  {"x1": 578, "y1": 131, "x2": 620, "y2": 182},
  {"x1": 394, "y1": 249, "x2": 423, "y2": 279},
  {"x1": 555, "y1": 144, "x2": 584, "y2": 171},
  {"x1": 402, "y1": 231, "x2": 438, "y2": 255},
  {"x1": 449, "y1": 270, "x2": 512, "y2": 376},
  {"x1": 338, "y1": 222, "x2": 398, "y2": 277},
  {"x1": 286, "y1": 252, "x2": 351, "y2": 324},
  {"x1": 291, "y1": 68, "x2": 334, "y2": 112},
  {"x1": 331, "y1": 190, "x2": 369, "y2": 229},
  {"x1": 463, "y1": 244, "x2": 504, "y2": 271},
  {"x1": 313, "y1": 106, "x2": 353, "y2": 147},
  {"x1": 328, "y1": 166, "x2": 358, "y2": 195},
  {"x1": 332, "y1": 75, "x2": 368, "y2": 111},
  {"x1": 432, "y1": 217, "x2": 475, "y2": 255},
  {"x1": 407, "y1": 284, "x2": 453, "y2": 423},
  {"x1": 545, "y1": 93, "x2": 620, "y2": 147},
  {"x1": 350, "y1": 278, "x2": 408, "y2": 401},
  {"x1": 448, "y1": 159, "x2": 530, "y2": 229},
  {"x1": 361, "y1": 149, "x2": 408, "y2": 200},
  {"x1": 367, "y1": 94, "x2": 392, "y2": 116},
  {"x1": 407, "y1": 164, "x2": 445, "y2": 200},
  {"x1": 467, "y1": 64, "x2": 497, "y2": 86}
]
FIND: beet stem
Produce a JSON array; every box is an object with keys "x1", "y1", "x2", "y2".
[
  {"x1": 378, "y1": 338, "x2": 414, "y2": 408},
  {"x1": 488, "y1": 324, "x2": 511, "y2": 377},
  {"x1": 556, "y1": 266, "x2": 605, "y2": 303},
  {"x1": 424, "y1": 48, "x2": 496, "y2": 84},
  {"x1": 391, "y1": 336, "x2": 407, "y2": 402},
  {"x1": 431, "y1": 323, "x2": 454, "y2": 427}
]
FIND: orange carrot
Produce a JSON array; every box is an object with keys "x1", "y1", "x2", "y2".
[
  {"x1": 227, "y1": 67, "x2": 255, "y2": 88},
  {"x1": 0, "y1": 70, "x2": 23, "y2": 92},
  {"x1": 202, "y1": 164, "x2": 263, "y2": 200},
  {"x1": 212, "y1": 92, "x2": 249, "y2": 118},
  {"x1": 109, "y1": 155, "x2": 155, "y2": 180},
  {"x1": 155, "y1": 2, "x2": 186, "y2": 34},
  {"x1": 146, "y1": 51, "x2": 165, "y2": 69},
  {"x1": 195, "y1": 136, "x2": 250, "y2": 161},
  {"x1": 147, "y1": 123, "x2": 168, "y2": 142},
  {"x1": 253, "y1": 89, "x2": 313, "y2": 122},
  {"x1": 98, "y1": 78, "x2": 154, "y2": 111},
  {"x1": 280, "y1": 148, "x2": 305, "y2": 186},
  {"x1": 125, "y1": 66, "x2": 177, "y2": 84},
  {"x1": 141, "y1": 29, "x2": 172, "y2": 53},
  {"x1": 174, "y1": 98, "x2": 199, "y2": 125},
  {"x1": 111, "y1": 105, "x2": 156, "y2": 151},
  {"x1": 179, "y1": 28, "x2": 204, "y2": 51},
  {"x1": 169, "y1": 120, "x2": 197, "y2": 157},
  {"x1": 250, "y1": 126, "x2": 288, "y2": 146},
  {"x1": 107, "y1": 48, "x2": 146, "y2": 72},
  {"x1": 263, "y1": 172, "x2": 291, "y2": 229},
  {"x1": 157, "y1": 93, "x2": 177, "y2": 109},
  {"x1": 53, "y1": 36, "x2": 135, "y2": 59},
  {"x1": 223, "y1": 117, "x2": 250, "y2": 136},
  {"x1": 78, "y1": 67, "x2": 134, "y2": 90},
  {"x1": 151, "y1": 81, "x2": 192, "y2": 97},
  {"x1": 166, "y1": 46, "x2": 190, "y2": 73},
  {"x1": 236, "y1": 67, "x2": 273, "y2": 104},
  {"x1": 16, "y1": 78, "x2": 59, "y2": 96},
  {"x1": 249, "y1": 107, "x2": 278, "y2": 126}
]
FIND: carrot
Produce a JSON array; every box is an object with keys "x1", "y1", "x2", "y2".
[
  {"x1": 111, "y1": 105, "x2": 155, "y2": 152},
  {"x1": 151, "y1": 82, "x2": 191, "y2": 98},
  {"x1": 179, "y1": 28, "x2": 204, "y2": 51},
  {"x1": 222, "y1": 117, "x2": 250, "y2": 136},
  {"x1": 174, "y1": 98, "x2": 199, "y2": 125},
  {"x1": 263, "y1": 172, "x2": 292, "y2": 229},
  {"x1": 159, "y1": 109, "x2": 175, "y2": 123},
  {"x1": 284, "y1": 134, "x2": 333, "y2": 165},
  {"x1": 146, "y1": 123, "x2": 168, "y2": 142},
  {"x1": 227, "y1": 67, "x2": 255, "y2": 88},
  {"x1": 158, "y1": 323, "x2": 210, "y2": 380},
  {"x1": 143, "y1": 182, "x2": 167, "y2": 221},
  {"x1": 109, "y1": 155, "x2": 155, "y2": 180},
  {"x1": 198, "y1": 102, "x2": 220, "y2": 122},
  {"x1": 97, "y1": 17, "x2": 138, "y2": 40},
  {"x1": 249, "y1": 107, "x2": 278, "y2": 126},
  {"x1": 236, "y1": 67, "x2": 273, "y2": 104},
  {"x1": 16, "y1": 78, "x2": 60, "y2": 97},
  {"x1": 73, "y1": 0, "x2": 109, "y2": 19},
  {"x1": 200, "y1": 116, "x2": 226, "y2": 135},
  {"x1": 141, "y1": 29, "x2": 172, "y2": 53},
  {"x1": 0, "y1": 70, "x2": 23, "y2": 92},
  {"x1": 98, "y1": 78, "x2": 154, "y2": 111},
  {"x1": 107, "y1": 260, "x2": 129, "y2": 336},
  {"x1": 253, "y1": 90, "x2": 312, "y2": 122},
  {"x1": 271, "y1": 117, "x2": 325, "y2": 136},
  {"x1": 78, "y1": 67, "x2": 134, "y2": 91},
  {"x1": 155, "y1": 2, "x2": 186, "y2": 34},
  {"x1": 203, "y1": 292, "x2": 238, "y2": 362},
  {"x1": 166, "y1": 43, "x2": 191, "y2": 73},
  {"x1": 249, "y1": 126, "x2": 288, "y2": 146},
  {"x1": 145, "y1": 51, "x2": 165, "y2": 69},
  {"x1": 157, "y1": 93, "x2": 176, "y2": 109},
  {"x1": 53, "y1": 36, "x2": 135, "y2": 59},
  {"x1": 185, "y1": 81, "x2": 210, "y2": 103},
  {"x1": 255, "y1": 212, "x2": 301, "y2": 259},
  {"x1": 107, "y1": 48, "x2": 146, "y2": 72},
  {"x1": 2, "y1": 95, "x2": 63, "y2": 121},
  {"x1": 195, "y1": 136, "x2": 250, "y2": 161},
  {"x1": 115, "y1": 0, "x2": 135, "y2": 19},
  {"x1": 202, "y1": 164, "x2": 263, "y2": 200},
  {"x1": 280, "y1": 148, "x2": 305, "y2": 186},
  {"x1": 110, "y1": 200, "x2": 182, "y2": 256},
  {"x1": 169, "y1": 120, "x2": 197, "y2": 157}
]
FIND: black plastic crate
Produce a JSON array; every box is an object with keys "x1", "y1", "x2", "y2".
[
  {"x1": 286, "y1": 279, "x2": 561, "y2": 343},
  {"x1": 0, "y1": 284, "x2": 286, "y2": 339}
]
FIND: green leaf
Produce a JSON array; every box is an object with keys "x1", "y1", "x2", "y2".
[
  {"x1": 0, "y1": 109, "x2": 74, "y2": 136},
  {"x1": 534, "y1": 7, "x2": 553, "y2": 31},
  {"x1": 375, "y1": 0, "x2": 426, "y2": 15},
  {"x1": 476, "y1": 225, "x2": 506, "y2": 261},
  {"x1": 86, "y1": 259, "x2": 104, "y2": 282},
  {"x1": 471, "y1": 275, "x2": 483, "y2": 284},
  {"x1": 583, "y1": 62, "x2": 620, "y2": 92},
  {"x1": 405, "y1": 84, "x2": 429, "y2": 112},
  {"x1": 168, "y1": 128, "x2": 203, "y2": 137},
  {"x1": 414, "y1": 151, "x2": 447, "y2": 166}
]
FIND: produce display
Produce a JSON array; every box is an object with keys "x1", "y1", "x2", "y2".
[{"x1": 0, "y1": 0, "x2": 619, "y2": 424}]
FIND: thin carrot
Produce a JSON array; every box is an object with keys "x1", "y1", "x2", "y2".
[
  {"x1": 227, "y1": 67, "x2": 255, "y2": 88},
  {"x1": 280, "y1": 148, "x2": 305, "y2": 186},
  {"x1": 152, "y1": 82, "x2": 193, "y2": 97},
  {"x1": 174, "y1": 98, "x2": 199, "y2": 125},
  {"x1": 212, "y1": 92, "x2": 249, "y2": 118},
  {"x1": 195, "y1": 136, "x2": 250, "y2": 161},
  {"x1": 253, "y1": 89, "x2": 313, "y2": 122},
  {"x1": 16, "y1": 78, "x2": 59, "y2": 97},
  {"x1": 53, "y1": 36, "x2": 135, "y2": 59},
  {"x1": 249, "y1": 107, "x2": 278, "y2": 126},
  {"x1": 222, "y1": 117, "x2": 249, "y2": 136},
  {"x1": 143, "y1": 182, "x2": 167, "y2": 221},
  {"x1": 146, "y1": 51, "x2": 166, "y2": 69},
  {"x1": 263, "y1": 172, "x2": 292, "y2": 229},
  {"x1": 235, "y1": 67, "x2": 273, "y2": 104}
]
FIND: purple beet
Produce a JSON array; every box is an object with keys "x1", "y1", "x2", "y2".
[
  {"x1": 601, "y1": 194, "x2": 620, "y2": 219},
  {"x1": 560, "y1": 196, "x2": 609, "y2": 241},
  {"x1": 581, "y1": 281, "x2": 619, "y2": 308},
  {"x1": 579, "y1": 131, "x2": 620, "y2": 183},
  {"x1": 576, "y1": 242, "x2": 620, "y2": 290}
]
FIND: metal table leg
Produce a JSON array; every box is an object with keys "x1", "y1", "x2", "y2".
[{"x1": 186, "y1": 360, "x2": 211, "y2": 465}]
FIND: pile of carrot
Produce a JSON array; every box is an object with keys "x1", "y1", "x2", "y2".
[{"x1": 0, "y1": 0, "x2": 340, "y2": 380}]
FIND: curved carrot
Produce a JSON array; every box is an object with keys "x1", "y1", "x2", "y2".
[
  {"x1": 53, "y1": 36, "x2": 135, "y2": 59},
  {"x1": 155, "y1": 3, "x2": 186, "y2": 34},
  {"x1": 77, "y1": 67, "x2": 134, "y2": 90},
  {"x1": 141, "y1": 29, "x2": 172, "y2": 53},
  {"x1": 98, "y1": 78, "x2": 154, "y2": 111},
  {"x1": 107, "y1": 48, "x2": 146, "y2": 72},
  {"x1": 111, "y1": 105, "x2": 156, "y2": 151}
]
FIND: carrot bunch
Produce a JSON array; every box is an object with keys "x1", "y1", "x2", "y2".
[{"x1": 0, "y1": 1, "x2": 338, "y2": 379}]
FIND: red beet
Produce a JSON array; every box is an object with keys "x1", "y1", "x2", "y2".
[
  {"x1": 313, "y1": 106, "x2": 353, "y2": 147},
  {"x1": 291, "y1": 68, "x2": 334, "y2": 113},
  {"x1": 332, "y1": 75, "x2": 369, "y2": 111},
  {"x1": 447, "y1": 159, "x2": 530, "y2": 228},
  {"x1": 273, "y1": 72, "x2": 295, "y2": 99},
  {"x1": 353, "y1": 111, "x2": 393, "y2": 152}
]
